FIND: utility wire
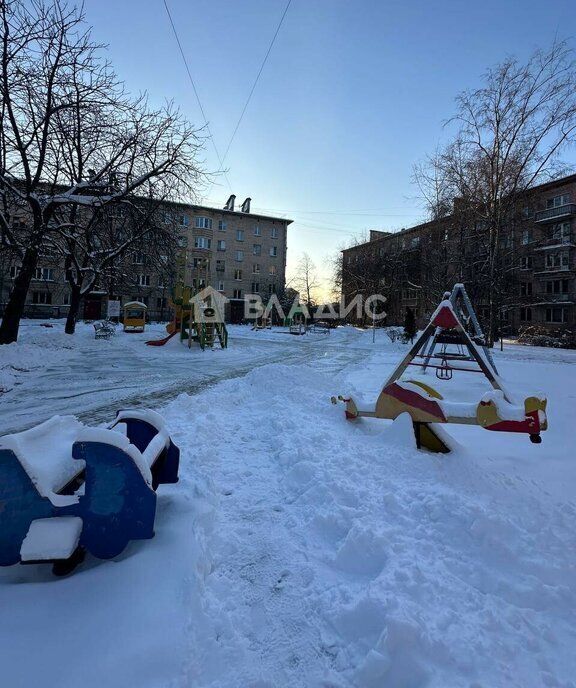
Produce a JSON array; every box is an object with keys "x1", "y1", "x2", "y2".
[
  {"x1": 221, "y1": 0, "x2": 292, "y2": 165},
  {"x1": 162, "y1": 0, "x2": 233, "y2": 193}
]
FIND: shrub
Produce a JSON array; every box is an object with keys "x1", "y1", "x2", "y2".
[{"x1": 517, "y1": 325, "x2": 576, "y2": 349}]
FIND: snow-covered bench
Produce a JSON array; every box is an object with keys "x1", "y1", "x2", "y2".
[
  {"x1": 0, "y1": 409, "x2": 180, "y2": 573},
  {"x1": 309, "y1": 322, "x2": 330, "y2": 334},
  {"x1": 93, "y1": 320, "x2": 115, "y2": 339}
]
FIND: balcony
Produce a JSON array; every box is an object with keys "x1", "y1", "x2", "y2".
[
  {"x1": 534, "y1": 235, "x2": 575, "y2": 250},
  {"x1": 534, "y1": 204, "x2": 576, "y2": 223},
  {"x1": 534, "y1": 265, "x2": 573, "y2": 277}
]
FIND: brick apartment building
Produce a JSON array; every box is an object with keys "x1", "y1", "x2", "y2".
[
  {"x1": 0, "y1": 194, "x2": 292, "y2": 323},
  {"x1": 341, "y1": 173, "x2": 576, "y2": 334}
]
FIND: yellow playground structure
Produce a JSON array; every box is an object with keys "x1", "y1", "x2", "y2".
[
  {"x1": 123, "y1": 301, "x2": 147, "y2": 333},
  {"x1": 146, "y1": 284, "x2": 228, "y2": 350}
]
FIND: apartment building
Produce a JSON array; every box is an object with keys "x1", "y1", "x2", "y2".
[
  {"x1": 0, "y1": 194, "x2": 292, "y2": 323},
  {"x1": 173, "y1": 195, "x2": 291, "y2": 323},
  {"x1": 341, "y1": 173, "x2": 576, "y2": 334}
]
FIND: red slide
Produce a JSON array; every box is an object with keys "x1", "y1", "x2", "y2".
[{"x1": 145, "y1": 330, "x2": 179, "y2": 346}]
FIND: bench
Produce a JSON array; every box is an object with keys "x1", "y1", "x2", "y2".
[
  {"x1": 309, "y1": 322, "x2": 330, "y2": 334},
  {"x1": 0, "y1": 409, "x2": 180, "y2": 572},
  {"x1": 93, "y1": 320, "x2": 116, "y2": 340}
]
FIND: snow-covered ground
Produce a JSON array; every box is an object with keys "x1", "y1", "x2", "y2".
[{"x1": 1, "y1": 321, "x2": 575, "y2": 688}]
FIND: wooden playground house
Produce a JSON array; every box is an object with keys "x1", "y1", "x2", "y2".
[{"x1": 123, "y1": 301, "x2": 147, "y2": 333}]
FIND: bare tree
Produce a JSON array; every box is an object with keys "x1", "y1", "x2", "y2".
[
  {"x1": 0, "y1": 0, "x2": 205, "y2": 343},
  {"x1": 292, "y1": 252, "x2": 321, "y2": 312},
  {"x1": 414, "y1": 41, "x2": 576, "y2": 343}
]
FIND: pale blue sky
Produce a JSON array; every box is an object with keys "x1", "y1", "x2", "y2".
[{"x1": 83, "y1": 0, "x2": 576, "y2": 295}]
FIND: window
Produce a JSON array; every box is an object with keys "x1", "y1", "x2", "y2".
[
  {"x1": 520, "y1": 282, "x2": 532, "y2": 296},
  {"x1": 551, "y1": 222, "x2": 571, "y2": 242},
  {"x1": 252, "y1": 263, "x2": 260, "y2": 274},
  {"x1": 520, "y1": 256, "x2": 533, "y2": 270},
  {"x1": 178, "y1": 236, "x2": 188, "y2": 249},
  {"x1": 410, "y1": 237, "x2": 420, "y2": 248},
  {"x1": 547, "y1": 194, "x2": 570, "y2": 209},
  {"x1": 62, "y1": 293, "x2": 70, "y2": 306},
  {"x1": 268, "y1": 284, "x2": 276, "y2": 295},
  {"x1": 253, "y1": 244, "x2": 261, "y2": 256},
  {"x1": 156, "y1": 297, "x2": 168, "y2": 309},
  {"x1": 217, "y1": 240, "x2": 226, "y2": 251},
  {"x1": 218, "y1": 220, "x2": 227, "y2": 232},
  {"x1": 253, "y1": 224, "x2": 261, "y2": 236},
  {"x1": 179, "y1": 214, "x2": 189, "y2": 226},
  {"x1": 271, "y1": 227, "x2": 279, "y2": 239},
  {"x1": 33, "y1": 268, "x2": 55, "y2": 281},
  {"x1": 163, "y1": 212, "x2": 173, "y2": 224},
  {"x1": 234, "y1": 269, "x2": 242, "y2": 280},
  {"x1": 269, "y1": 265, "x2": 277, "y2": 276},
  {"x1": 193, "y1": 257, "x2": 208, "y2": 269},
  {"x1": 251, "y1": 282, "x2": 260, "y2": 293},
  {"x1": 522, "y1": 206, "x2": 533, "y2": 219},
  {"x1": 236, "y1": 229, "x2": 244, "y2": 241},
  {"x1": 545, "y1": 279, "x2": 569, "y2": 295},
  {"x1": 9, "y1": 265, "x2": 20, "y2": 278},
  {"x1": 218, "y1": 281, "x2": 225, "y2": 292},
  {"x1": 192, "y1": 278, "x2": 206, "y2": 289},
  {"x1": 32, "y1": 291, "x2": 52, "y2": 304},
  {"x1": 269, "y1": 246, "x2": 278, "y2": 257},
  {"x1": 132, "y1": 252, "x2": 145, "y2": 265},
  {"x1": 216, "y1": 260, "x2": 225, "y2": 272},
  {"x1": 136, "y1": 274, "x2": 151, "y2": 286},
  {"x1": 232, "y1": 289, "x2": 242, "y2": 299},
  {"x1": 546, "y1": 307, "x2": 567, "y2": 323},
  {"x1": 195, "y1": 216, "x2": 213, "y2": 229},
  {"x1": 12, "y1": 217, "x2": 27, "y2": 229},
  {"x1": 546, "y1": 251, "x2": 569, "y2": 270},
  {"x1": 235, "y1": 250, "x2": 244, "y2": 262},
  {"x1": 521, "y1": 230, "x2": 532, "y2": 245},
  {"x1": 194, "y1": 237, "x2": 211, "y2": 249}
]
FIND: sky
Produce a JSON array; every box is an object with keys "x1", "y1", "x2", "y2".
[{"x1": 80, "y1": 0, "x2": 576, "y2": 299}]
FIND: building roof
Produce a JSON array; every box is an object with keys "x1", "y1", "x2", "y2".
[
  {"x1": 166, "y1": 199, "x2": 293, "y2": 225},
  {"x1": 341, "y1": 171, "x2": 576, "y2": 254}
]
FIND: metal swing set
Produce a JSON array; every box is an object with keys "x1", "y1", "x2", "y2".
[{"x1": 332, "y1": 285, "x2": 548, "y2": 453}]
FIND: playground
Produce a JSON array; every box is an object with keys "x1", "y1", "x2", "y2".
[{"x1": 1, "y1": 313, "x2": 576, "y2": 688}]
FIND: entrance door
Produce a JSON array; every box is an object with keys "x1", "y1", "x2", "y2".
[{"x1": 83, "y1": 295, "x2": 103, "y2": 320}]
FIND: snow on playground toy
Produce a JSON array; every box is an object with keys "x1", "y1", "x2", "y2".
[
  {"x1": 332, "y1": 287, "x2": 548, "y2": 452},
  {"x1": 0, "y1": 409, "x2": 179, "y2": 574}
]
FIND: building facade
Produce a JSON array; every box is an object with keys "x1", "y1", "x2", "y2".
[
  {"x1": 0, "y1": 195, "x2": 292, "y2": 323},
  {"x1": 341, "y1": 173, "x2": 576, "y2": 335}
]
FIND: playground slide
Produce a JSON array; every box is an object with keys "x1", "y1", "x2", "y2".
[{"x1": 145, "y1": 330, "x2": 179, "y2": 346}]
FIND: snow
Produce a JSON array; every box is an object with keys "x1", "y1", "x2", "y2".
[
  {"x1": 1, "y1": 320, "x2": 576, "y2": 687},
  {"x1": 0, "y1": 415, "x2": 84, "y2": 506},
  {"x1": 20, "y1": 517, "x2": 83, "y2": 561}
]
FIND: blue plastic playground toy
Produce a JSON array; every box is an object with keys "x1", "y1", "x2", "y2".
[{"x1": 0, "y1": 409, "x2": 179, "y2": 572}]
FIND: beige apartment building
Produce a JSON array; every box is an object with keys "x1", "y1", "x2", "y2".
[{"x1": 0, "y1": 194, "x2": 292, "y2": 323}]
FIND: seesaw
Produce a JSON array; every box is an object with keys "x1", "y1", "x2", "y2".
[
  {"x1": 332, "y1": 291, "x2": 548, "y2": 453},
  {"x1": 0, "y1": 409, "x2": 179, "y2": 574}
]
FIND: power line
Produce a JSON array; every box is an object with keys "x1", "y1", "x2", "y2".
[
  {"x1": 162, "y1": 0, "x2": 233, "y2": 192},
  {"x1": 221, "y1": 0, "x2": 292, "y2": 165}
]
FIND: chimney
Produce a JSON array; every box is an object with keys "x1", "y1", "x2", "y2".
[
  {"x1": 223, "y1": 194, "x2": 236, "y2": 211},
  {"x1": 241, "y1": 197, "x2": 251, "y2": 213}
]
